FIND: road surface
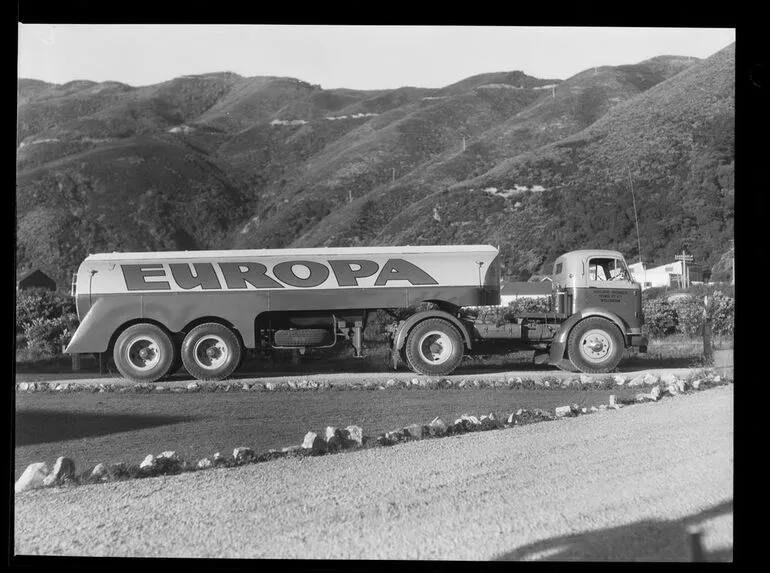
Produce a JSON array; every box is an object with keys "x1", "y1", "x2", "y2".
[{"x1": 14, "y1": 384, "x2": 733, "y2": 560}]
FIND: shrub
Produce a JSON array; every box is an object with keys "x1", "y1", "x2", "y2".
[
  {"x1": 708, "y1": 290, "x2": 735, "y2": 336},
  {"x1": 16, "y1": 288, "x2": 78, "y2": 358},
  {"x1": 671, "y1": 296, "x2": 705, "y2": 337},
  {"x1": 642, "y1": 298, "x2": 679, "y2": 337},
  {"x1": 508, "y1": 296, "x2": 550, "y2": 314},
  {"x1": 642, "y1": 288, "x2": 734, "y2": 339}
]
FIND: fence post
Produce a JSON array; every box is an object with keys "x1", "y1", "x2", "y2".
[
  {"x1": 687, "y1": 526, "x2": 705, "y2": 562},
  {"x1": 703, "y1": 295, "x2": 713, "y2": 363}
]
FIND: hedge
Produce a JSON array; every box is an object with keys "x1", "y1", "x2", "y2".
[
  {"x1": 15, "y1": 289, "x2": 78, "y2": 360},
  {"x1": 642, "y1": 290, "x2": 734, "y2": 338}
]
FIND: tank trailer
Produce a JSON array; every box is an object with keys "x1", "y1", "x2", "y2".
[{"x1": 65, "y1": 245, "x2": 647, "y2": 381}]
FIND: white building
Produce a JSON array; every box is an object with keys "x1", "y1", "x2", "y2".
[{"x1": 628, "y1": 261, "x2": 686, "y2": 290}]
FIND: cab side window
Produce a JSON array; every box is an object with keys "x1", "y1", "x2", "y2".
[
  {"x1": 588, "y1": 257, "x2": 631, "y2": 283},
  {"x1": 589, "y1": 261, "x2": 608, "y2": 281}
]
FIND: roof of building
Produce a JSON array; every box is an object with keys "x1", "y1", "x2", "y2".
[{"x1": 17, "y1": 269, "x2": 55, "y2": 283}]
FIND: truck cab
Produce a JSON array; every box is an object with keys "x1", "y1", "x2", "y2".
[{"x1": 547, "y1": 250, "x2": 646, "y2": 372}]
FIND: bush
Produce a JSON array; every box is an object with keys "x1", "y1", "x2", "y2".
[
  {"x1": 16, "y1": 288, "x2": 78, "y2": 359},
  {"x1": 642, "y1": 298, "x2": 679, "y2": 337},
  {"x1": 708, "y1": 290, "x2": 735, "y2": 336},
  {"x1": 671, "y1": 297, "x2": 704, "y2": 337},
  {"x1": 642, "y1": 288, "x2": 734, "y2": 339},
  {"x1": 508, "y1": 296, "x2": 550, "y2": 314}
]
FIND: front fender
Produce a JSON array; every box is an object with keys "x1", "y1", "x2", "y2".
[
  {"x1": 393, "y1": 310, "x2": 472, "y2": 351},
  {"x1": 548, "y1": 308, "x2": 628, "y2": 364}
]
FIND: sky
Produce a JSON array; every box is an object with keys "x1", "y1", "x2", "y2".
[{"x1": 17, "y1": 25, "x2": 736, "y2": 90}]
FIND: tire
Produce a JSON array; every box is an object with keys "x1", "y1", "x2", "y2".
[
  {"x1": 554, "y1": 357, "x2": 579, "y2": 372},
  {"x1": 567, "y1": 317, "x2": 624, "y2": 374},
  {"x1": 113, "y1": 323, "x2": 177, "y2": 383},
  {"x1": 404, "y1": 318, "x2": 464, "y2": 376},
  {"x1": 181, "y1": 323, "x2": 242, "y2": 382},
  {"x1": 274, "y1": 328, "x2": 333, "y2": 347}
]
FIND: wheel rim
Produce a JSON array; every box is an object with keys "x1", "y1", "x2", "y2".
[
  {"x1": 579, "y1": 329, "x2": 614, "y2": 364},
  {"x1": 418, "y1": 330, "x2": 454, "y2": 365},
  {"x1": 126, "y1": 336, "x2": 162, "y2": 371},
  {"x1": 193, "y1": 335, "x2": 230, "y2": 370}
]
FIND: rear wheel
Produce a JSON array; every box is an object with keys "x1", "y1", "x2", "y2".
[
  {"x1": 567, "y1": 317, "x2": 623, "y2": 373},
  {"x1": 404, "y1": 318, "x2": 464, "y2": 376},
  {"x1": 181, "y1": 323, "x2": 242, "y2": 381},
  {"x1": 113, "y1": 323, "x2": 177, "y2": 383}
]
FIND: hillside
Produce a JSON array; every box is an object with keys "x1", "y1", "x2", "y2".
[
  {"x1": 16, "y1": 135, "x2": 253, "y2": 286},
  {"x1": 301, "y1": 49, "x2": 733, "y2": 279},
  {"x1": 233, "y1": 71, "x2": 560, "y2": 249},
  {"x1": 293, "y1": 56, "x2": 699, "y2": 250},
  {"x1": 16, "y1": 47, "x2": 733, "y2": 286}
]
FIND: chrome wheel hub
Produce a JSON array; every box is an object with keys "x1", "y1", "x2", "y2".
[
  {"x1": 579, "y1": 329, "x2": 613, "y2": 363},
  {"x1": 418, "y1": 331, "x2": 454, "y2": 365}
]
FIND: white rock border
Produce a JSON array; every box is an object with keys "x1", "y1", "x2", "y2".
[
  {"x1": 15, "y1": 368, "x2": 728, "y2": 394},
  {"x1": 15, "y1": 373, "x2": 730, "y2": 493}
]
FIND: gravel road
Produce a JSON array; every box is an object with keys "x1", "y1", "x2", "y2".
[{"x1": 14, "y1": 385, "x2": 733, "y2": 560}]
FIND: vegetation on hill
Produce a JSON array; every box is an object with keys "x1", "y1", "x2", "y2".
[
  {"x1": 295, "y1": 57, "x2": 699, "y2": 250},
  {"x1": 16, "y1": 135, "x2": 253, "y2": 286},
  {"x1": 364, "y1": 46, "x2": 734, "y2": 279},
  {"x1": 16, "y1": 46, "x2": 733, "y2": 288}
]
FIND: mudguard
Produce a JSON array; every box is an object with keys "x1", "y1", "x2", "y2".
[
  {"x1": 393, "y1": 310, "x2": 473, "y2": 351},
  {"x1": 548, "y1": 308, "x2": 628, "y2": 364}
]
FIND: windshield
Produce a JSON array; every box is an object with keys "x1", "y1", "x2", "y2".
[{"x1": 588, "y1": 257, "x2": 631, "y2": 282}]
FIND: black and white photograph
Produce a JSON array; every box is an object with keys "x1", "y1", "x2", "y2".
[{"x1": 14, "y1": 24, "x2": 735, "y2": 561}]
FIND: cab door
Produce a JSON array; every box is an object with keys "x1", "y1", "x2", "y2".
[{"x1": 582, "y1": 256, "x2": 642, "y2": 330}]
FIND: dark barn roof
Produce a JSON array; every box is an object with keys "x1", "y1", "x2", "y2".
[{"x1": 17, "y1": 269, "x2": 56, "y2": 290}]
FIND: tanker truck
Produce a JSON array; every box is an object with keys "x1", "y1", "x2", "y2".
[{"x1": 64, "y1": 245, "x2": 647, "y2": 382}]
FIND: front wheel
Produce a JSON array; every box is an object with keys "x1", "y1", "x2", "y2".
[
  {"x1": 113, "y1": 323, "x2": 177, "y2": 382},
  {"x1": 553, "y1": 357, "x2": 579, "y2": 372},
  {"x1": 181, "y1": 323, "x2": 242, "y2": 381},
  {"x1": 404, "y1": 318, "x2": 464, "y2": 376},
  {"x1": 567, "y1": 317, "x2": 624, "y2": 374}
]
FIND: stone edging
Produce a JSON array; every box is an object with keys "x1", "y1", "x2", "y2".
[
  {"x1": 14, "y1": 371, "x2": 730, "y2": 494},
  {"x1": 15, "y1": 370, "x2": 719, "y2": 394}
]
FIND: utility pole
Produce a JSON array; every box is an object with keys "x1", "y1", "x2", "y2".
[
  {"x1": 675, "y1": 250, "x2": 694, "y2": 289},
  {"x1": 392, "y1": 168, "x2": 395, "y2": 183},
  {"x1": 627, "y1": 168, "x2": 642, "y2": 265},
  {"x1": 551, "y1": 86, "x2": 555, "y2": 98},
  {"x1": 462, "y1": 136, "x2": 466, "y2": 152}
]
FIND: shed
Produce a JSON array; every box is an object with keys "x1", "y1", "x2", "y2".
[{"x1": 17, "y1": 269, "x2": 56, "y2": 291}]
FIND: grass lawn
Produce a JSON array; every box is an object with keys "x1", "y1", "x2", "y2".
[{"x1": 15, "y1": 385, "x2": 644, "y2": 481}]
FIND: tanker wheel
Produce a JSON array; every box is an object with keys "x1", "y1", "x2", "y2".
[
  {"x1": 113, "y1": 323, "x2": 177, "y2": 383},
  {"x1": 567, "y1": 317, "x2": 623, "y2": 374},
  {"x1": 404, "y1": 318, "x2": 464, "y2": 376},
  {"x1": 389, "y1": 347, "x2": 408, "y2": 370},
  {"x1": 181, "y1": 323, "x2": 242, "y2": 382}
]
